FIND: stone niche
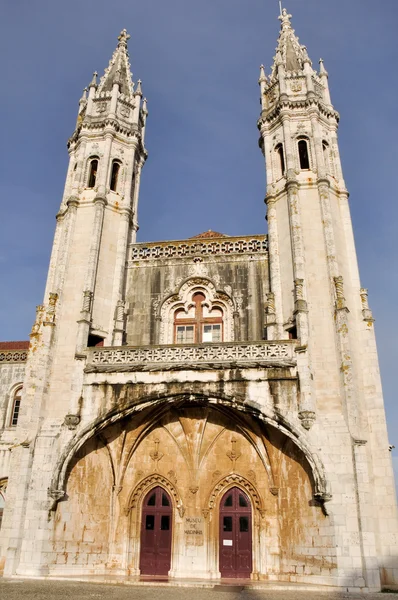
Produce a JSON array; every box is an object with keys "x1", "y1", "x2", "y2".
[{"x1": 52, "y1": 401, "x2": 336, "y2": 581}]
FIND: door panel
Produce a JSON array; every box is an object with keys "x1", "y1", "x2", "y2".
[
  {"x1": 139, "y1": 487, "x2": 172, "y2": 576},
  {"x1": 219, "y1": 487, "x2": 252, "y2": 578}
]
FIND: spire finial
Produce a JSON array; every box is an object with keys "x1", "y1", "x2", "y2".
[
  {"x1": 278, "y1": 7, "x2": 292, "y2": 29},
  {"x1": 118, "y1": 29, "x2": 130, "y2": 46},
  {"x1": 89, "y1": 71, "x2": 98, "y2": 88}
]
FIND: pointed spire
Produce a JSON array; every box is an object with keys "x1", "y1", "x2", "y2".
[
  {"x1": 319, "y1": 58, "x2": 328, "y2": 75},
  {"x1": 135, "y1": 79, "x2": 142, "y2": 97},
  {"x1": 97, "y1": 29, "x2": 134, "y2": 97},
  {"x1": 89, "y1": 72, "x2": 98, "y2": 88},
  {"x1": 270, "y1": 7, "x2": 309, "y2": 79},
  {"x1": 258, "y1": 64, "x2": 267, "y2": 84}
]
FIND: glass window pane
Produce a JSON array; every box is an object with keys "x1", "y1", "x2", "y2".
[
  {"x1": 145, "y1": 515, "x2": 155, "y2": 530},
  {"x1": 224, "y1": 494, "x2": 233, "y2": 507},
  {"x1": 239, "y1": 516, "x2": 249, "y2": 532},
  {"x1": 212, "y1": 324, "x2": 221, "y2": 342},
  {"x1": 223, "y1": 516, "x2": 233, "y2": 532},
  {"x1": 161, "y1": 515, "x2": 170, "y2": 530},
  {"x1": 239, "y1": 494, "x2": 248, "y2": 507},
  {"x1": 162, "y1": 492, "x2": 170, "y2": 506},
  {"x1": 147, "y1": 492, "x2": 156, "y2": 506},
  {"x1": 186, "y1": 326, "x2": 194, "y2": 343}
]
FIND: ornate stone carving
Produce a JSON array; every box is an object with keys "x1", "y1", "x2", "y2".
[
  {"x1": 44, "y1": 292, "x2": 58, "y2": 325},
  {"x1": 82, "y1": 290, "x2": 93, "y2": 313},
  {"x1": 207, "y1": 474, "x2": 265, "y2": 517},
  {"x1": 0, "y1": 350, "x2": 28, "y2": 364},
  {"x1": 48, "y1": 488, "x2": 66, "y2": 512},
  {"x1": 64, "y1": 414, "x2": 80, "y2": 430},
  {"x1": 126, "y1": 473, "x2": 184, "y2": 517},
  {"x1": 89, "y1": 341, "x2": 296, "y2": 369},
  {"x1": 298, "y1": 410, "x2": 316, "y2": 430},
  {"x1": 333, "y1": 276, "x2": 346, "y2": 310},
  {"x1": 269, "y1": 487, "x2": 279, "y2": 496},
  {"x1": 131, "y1": 236, "x2": 268, "y2": 261},
  {"x1": 149, "y1": 438, "x2": 164, "y2": 471},
  {"x1": 226, "y1": 438, "x2": 241, "y2": 471},
  {"x1": 360, "y1": 288, "x2": 374, "y2": 322},
  {"x1": 159, "y1": 278, "x2": 235, "y2": 344}
]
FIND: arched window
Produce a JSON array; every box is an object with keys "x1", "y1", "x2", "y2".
[
  {"x1": 298, "y1": 139, "x2": 310, "y2": 170},
  {"x1": 174, "y1": 292, "x2": 223, "y2": 344},
  {"x1": 275, "y1": 143, "x2": 285, "y2": 177},
  {"x1": 322, "y1": 141, "x2": 329, "y2": 171},
  {"x1": 87, "y1": 158, "x2": 99, "y2": 188},
  {"x1": 110, "y1": 161, "x2": 121, "y2": 192},
  {"x1": 10, "y1": 387, "x2": 22, "y2": 427}
]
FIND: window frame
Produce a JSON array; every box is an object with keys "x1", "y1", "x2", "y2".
[
  {"x1": 110, "y1": 160, "x2": 121, "y2": 192},
  {"x1": 297, "y1": 138, "x2": 310, "y2": 170},
  {"x1": 173, "y1": 292, "x2": 224, "y2": 344},
  {"x1": 10, "y1": 386, "x2": 22, "y2": 427},
  {"x1": 87, "y1": 157, "x2": 99, "y2": 188}
]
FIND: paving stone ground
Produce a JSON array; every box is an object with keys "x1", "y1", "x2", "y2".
[{"x1": 0, "y1": 579, "x2": 397, "y2": 600}]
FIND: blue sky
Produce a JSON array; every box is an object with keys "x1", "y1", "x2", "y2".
[{"x1": 0, "y1": 0, "x2": 397, "y2": 491}]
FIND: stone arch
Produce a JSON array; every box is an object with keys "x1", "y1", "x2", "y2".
[
  {"x1": 206, "y1": 473, "x2": 265, "y2": 518},
  {"x1": 126, "y1": 473, "x2": 184, "y2": 518},
  {"x1": 50, "y1": 393, "x2": 330, "y2": 511},
  {"x1": 158, "y1": 278, "x2": 235, "y2": 344}
]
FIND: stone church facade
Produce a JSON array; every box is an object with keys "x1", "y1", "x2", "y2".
[{"x1": 0, "y1": 9, "x2": 397, "y2": 591}]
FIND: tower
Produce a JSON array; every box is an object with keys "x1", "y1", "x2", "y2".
[
  {"x1": 258, "y1": 8, "x2": 398, "y2": 589},
  {"x1": 0, "y1": 30, "x2": 148, "y2": 576}
]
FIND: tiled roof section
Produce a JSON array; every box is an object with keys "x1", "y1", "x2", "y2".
[
  {"x1": 190, "y1": 230, "x2": 227, "y2": 239},
  {"x1": 0, "y1": 341, "x2": 30, "y2": 350}
]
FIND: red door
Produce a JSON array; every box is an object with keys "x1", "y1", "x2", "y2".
[
  {"x1": 219, "y1": 487, "x2": 252, "y2": 578},
  {"x1": 139, "y1": 486, "x2": 172, "y2": 576}
]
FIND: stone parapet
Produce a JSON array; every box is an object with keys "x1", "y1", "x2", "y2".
[
  {"x1": 130, "y1": 235, "x2": 268, "y2": 262},
  {"x1": 86, "y1": 340, "x2": 296, "y2": 372}
]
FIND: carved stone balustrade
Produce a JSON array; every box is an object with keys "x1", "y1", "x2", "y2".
[
  {"x1": 130, "y1": 235, "x2": 268, "y2": 262},
  {"x1": 86, "y1": 340, "x2": 297, "y2": 373}
]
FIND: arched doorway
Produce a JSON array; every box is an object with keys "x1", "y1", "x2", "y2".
[
  {"x1": 219, "y1": 487, "x2": 252, "y2": 578},
  {"x1": 139, "y1": 486, "x2": 172, "y2": 576}
]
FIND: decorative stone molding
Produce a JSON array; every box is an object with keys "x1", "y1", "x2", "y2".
[
  {"x1": 294, "y1": 278, "x2": 307, "y2": 312},
  {"x1": 0, "y1": 350, "x2": 28, "y2": 363},
  {"x1": 64, "y1": 414, "x2": 81, "y2": 430},
  {"x1": 126, "y1": 473, "x2": 184, "y2": 518},
  {"x1": 333, "y1": 276, "x2": 347, "y2": 310},
  {"x1": 360, "y1": 288, "x2": 374, "y2": 322},
  {"x1": 159, "y1": 278, "x2": 235, "y2": 344},
  {"x1": 87, "y1": 340, "x2": 296, "y2": 373},
  {"x1": 48, "y1": 488, "x2": 66, "y2": 512},
  {"x1": 130, "y1": 236, "x2": 268, "y2": 261},
  {"x1": 207, "y1": 474, "x2": 266, "y2": 518},
  {"x1": 298, "y1": 410, "x2": 316, "y2": 430}
]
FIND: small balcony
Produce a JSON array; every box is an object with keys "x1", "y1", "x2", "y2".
[{"x1": 85, "y1": 340, "x2": 297, "y2": 373}]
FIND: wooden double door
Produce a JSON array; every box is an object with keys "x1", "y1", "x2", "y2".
[
  {"x1": 219, "y1": 487, "x2": 253, "y2": 578},
  {"x1": 139, "y1": 486, "x2": 172, "y2": 576}
]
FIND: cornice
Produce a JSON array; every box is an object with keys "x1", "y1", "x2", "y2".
[{"x1": 258, "y1": 97, "x2": 339, "y2": 128}]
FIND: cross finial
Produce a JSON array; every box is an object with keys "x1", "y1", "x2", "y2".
[{"x1": 118, "y1": 29, "x2": 131, "y2": 46}]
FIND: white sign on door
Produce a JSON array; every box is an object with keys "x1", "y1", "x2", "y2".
[{"x1": 223, "y1": 539, "x2": 233, "y2": 546}]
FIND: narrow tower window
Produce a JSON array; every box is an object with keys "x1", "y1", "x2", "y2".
[
  {"x1": 110, "y1": 161, "x2": 121, "y2": 192},
  {"x1": 322, "y1": 141, "x2": 329, "y2": 171},
  {"x1": 10, "y1": 387, "x2": 22, "y2": 427},
  {"x1": 298, "y1": 139, "x2": 310, "y2": 170},
  {"x1": 275, "y1": 143, "x2": 285, "y2": 177},
  {"x1": 88, "y1": 158, "x2": 98, "y2": 188}
]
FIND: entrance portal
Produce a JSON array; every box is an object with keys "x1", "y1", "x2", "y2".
[
  {"x1": 139, "y1": 486, "x2": 172, "y2": 576},
  {"x1": 219, "y1": 487, "x2": 252, "y2": 578}
]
